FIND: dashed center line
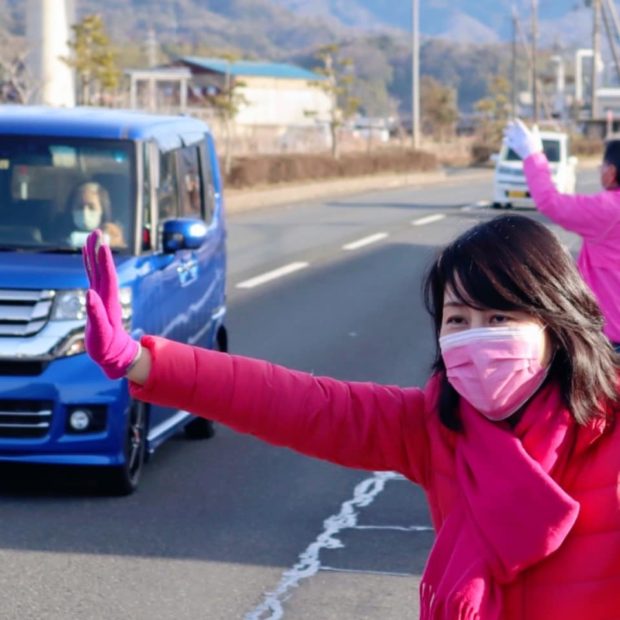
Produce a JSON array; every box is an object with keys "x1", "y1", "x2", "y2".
[
  {"x1": 237, "y1": 208, "x2": 472, "y2": 290},
  {"x1": 236, "y1": 262, "x2": 309, "y2": 289},
  {"x1": 342, "y1": 232, "x2": 389, "y2": 251},
  {"x1": 411, "y1": 214, "x2": 446, "y2": 226}
]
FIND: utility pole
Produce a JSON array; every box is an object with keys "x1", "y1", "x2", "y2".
[
  {"x1": 531, "y1": 0, "x2": 539, "y2": 122},
  {"x1": 512, "y1": 5, "x2": 518, "y2": 117},
  {"x1": 592, "y1": 0, "x2": 602, "y2": 119},
  {"x1": 145, "y1": 27, "x2": 158, "y2": 68},
  {"x1": 411, "y1": 0, "x2": 420, "y2": 150},
  {"x1": 26, "y1": 0, "x2": 75, "y2": 106},
  {"x1": 601, "y1": 0, "x2": 620, "y2": 84}
]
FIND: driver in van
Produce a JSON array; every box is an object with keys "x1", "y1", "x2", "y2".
[
  {"x1": 505, "y1": 119, "x2": 620, "y2": 351},
  {"x1": 67, "y1": 181, "x2": 125, "y2": 248}
]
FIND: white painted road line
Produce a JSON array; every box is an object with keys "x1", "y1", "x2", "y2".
[
  {"x1": 461, "y1": 200, "x2": 491, "y2": 212},
  {"x1": 354, "y1": 524, "x2": 434, "y2": 532},
  {"x1": 342, "y1": 232, "x2": 389, "y2": 251},
  {"x1": 245, "y1": 471, "x2": 400, "y2": 620},
  {"x1": 319, "y1": 566, "x2": 415, "y2": 578},
  {"x1": 236, "y1": 262, "x2": 309, "y2": 289},
  {"x1": 412, "y1": 214, "x2": 446, "y2": 226}
]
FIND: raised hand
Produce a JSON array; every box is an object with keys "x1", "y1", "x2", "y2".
[
  {"x1": 82, "y1": 230, "x2": 140, "y2": 379},
  {"x1": 503, "y1": 119, "x2": 543, "y2": 160}
]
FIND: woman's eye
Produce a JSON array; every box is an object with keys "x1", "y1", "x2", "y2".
[
  {"x1": 445, "y1": 315, "x2": 465, "y2": 325},
  {"x1": 490, "y1": 314, "x2": 512, "y2": 324}
]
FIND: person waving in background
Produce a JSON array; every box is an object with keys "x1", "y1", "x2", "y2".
[
  {"x1": 504, "y1": 119, "x2": 620, "y2": 350},
  {"x1": 83, "y1": 217, "x2": 620, "y2": 620}
]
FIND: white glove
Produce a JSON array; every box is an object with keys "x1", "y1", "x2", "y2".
[{"x1": 503, "y1": 119, "x2": 543, "y2": 160}]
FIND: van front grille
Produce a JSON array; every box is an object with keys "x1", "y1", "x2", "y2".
[
  {"x1": 0, "y1": 400, "x2": 53, "y2": 438},
  {"x1": 0, "y1": 361, "x2": 47, "y2": 376},
  {"x1": 0, "y1": 289, "x2": 54, "y2": 336}
]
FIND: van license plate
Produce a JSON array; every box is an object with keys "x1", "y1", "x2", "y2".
[{"x1": 507, "y1": 190, "x2": 527, "y2": 198}]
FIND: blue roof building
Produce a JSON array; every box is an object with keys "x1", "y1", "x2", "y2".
[
  {"x1": 178, "y1": 57, "x2": 324, "y2": 82},
  {"x1": 175, "y1": 56, "x2": 332, "y2": 129}
]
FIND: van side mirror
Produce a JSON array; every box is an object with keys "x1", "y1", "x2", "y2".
[{"x1": 161, "y1": 218, "x2": 207, "y2": 253}]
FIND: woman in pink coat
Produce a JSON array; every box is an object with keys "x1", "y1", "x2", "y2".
[
  {"x1": 505, "y1": 120, "x2": 620, "y2": 349},
  {"x1": 83, "y1": 216, "x2": 620, "y2": 620}
]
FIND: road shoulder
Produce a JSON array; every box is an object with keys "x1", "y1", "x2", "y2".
[{"x1": 224, "y1": 168, "x2": 492, "y2": 214}]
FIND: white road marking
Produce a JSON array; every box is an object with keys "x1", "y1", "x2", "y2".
[
  {"x1": 354, "y1": 524, "x2": 434, "y2": 532},
  {"x1": 244, "y1": 471, "x2": 400, "y2": 620},
  {"x1": 319, "y1": 566, "x2": 414, "y2": 578},
  {"x1": 411, "y1": 214, "x2": 446, "y2": 226},
  {"x1": 461, "y1": 200, "x2": 491, "y2": 212},
  {"x1": 236, "y1": 262, "x2": 309, "y2": 289},
  {"x1": 342, "y1": 232, "x2": 388, "y2": 251}
]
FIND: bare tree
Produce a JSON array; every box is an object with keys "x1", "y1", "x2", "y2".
[
  {"x1": 203, "y1": 53, "x2": 248, "y2": 176},
  {"x1": 0, "y1": 33, "x2": 37, "y2": 103},
  {"x1": 312, "y1": 44, "x2": 361, "y2": 159}
]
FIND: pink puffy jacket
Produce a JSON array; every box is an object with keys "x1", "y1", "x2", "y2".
[
  {"x1": 130, "y1": 336, "x2": 620, "y2": 619},
  {"x1": 524, "y1": 153, "x2": 620, "y2": 343}
]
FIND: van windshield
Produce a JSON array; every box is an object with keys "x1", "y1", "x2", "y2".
[
  {"x1": 0, "y1": 136, "x2": 134, "y2": 252},
  {"x1": 506, "y1": 139, "x2": 562, "y2": 163}
]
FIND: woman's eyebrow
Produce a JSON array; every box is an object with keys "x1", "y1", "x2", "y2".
[{"x1": 443, "y1": 301, "x2": 467, "y2": 308}]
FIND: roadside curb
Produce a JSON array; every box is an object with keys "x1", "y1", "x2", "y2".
[{"x1": 224, "y1": 168, "x2": 492, "y2": 214}]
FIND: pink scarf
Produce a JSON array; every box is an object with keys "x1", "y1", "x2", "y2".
[{"x1": 420, "y1": 382, "x2": 584, "y2": 619}]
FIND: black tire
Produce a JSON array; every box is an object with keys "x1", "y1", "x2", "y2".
[
  {"x1": 183, "y1": 325, "x2": 228, "y2": 441},
  {"x1": 106, "y1": 401, "x2": 147, "y2": 495},
  {"x1": 491, "y1": 202, "x2": 502, "y2": 209},
  {"x1": 505, "y1": 202, "x2": 514, "y2": 209},
  {"x1": 184, "y1": 416, "x2": 216, "y2": 439}
]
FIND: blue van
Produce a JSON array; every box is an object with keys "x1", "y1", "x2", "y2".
[{"x1": 0, "y1": 106, "x2": 227, "y2": 493}]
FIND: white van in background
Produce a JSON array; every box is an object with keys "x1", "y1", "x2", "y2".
[{"x1": 492, "y1": 131, "x2": 578, "y2": 209}]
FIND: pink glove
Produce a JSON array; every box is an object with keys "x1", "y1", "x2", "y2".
[{"x1": 82, "y1": 230, "x2": 140, "y2": 379}]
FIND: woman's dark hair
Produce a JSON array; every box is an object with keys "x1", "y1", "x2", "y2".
[
  {"x1": 423, "y1": 215, "x2": 619, "y2": 430},
  {"x1": 604, "y1": 140, "x2": 620, "y2": 184}
]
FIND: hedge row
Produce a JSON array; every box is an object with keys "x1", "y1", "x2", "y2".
[{"x1": 222, "y1": 149, "x2": 439, "y2": 189}]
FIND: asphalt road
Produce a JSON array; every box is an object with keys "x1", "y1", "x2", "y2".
[{"x1": 0, "y1": 167, "x2": 597, "y2": 620}]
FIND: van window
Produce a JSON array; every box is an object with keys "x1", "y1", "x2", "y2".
[
  {"x1": 506, "y1": 139, "x2": 561, "y2": 163},
  {"x1": 0, "y1": 137, "x2": 134, "y2": 251},
  {"x1": 158, "y1": 150, "x2": 180, "y2": 222},
  {"x1": 141, "y1": 143, "x2": 152, "y2": 252},
  {"x1": 178, "y1": 145, "x2": 203, "y2": 218},
  {"x1": 199, "y1": 141, "x2": 215, "y2": 223}
]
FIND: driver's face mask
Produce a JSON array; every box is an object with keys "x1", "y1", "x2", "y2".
[{"x1": 73, "y1": 204, "x2": 102, "y2": 231}]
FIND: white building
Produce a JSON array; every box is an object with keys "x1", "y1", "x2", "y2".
[{"x1": 177, "y1": 57, "x2": 333, "y2": 128}]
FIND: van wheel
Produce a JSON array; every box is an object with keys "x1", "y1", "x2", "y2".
[
  {"x1": 106, "y1": 401, "x2": 147, "y2": 495},
  {"x1": 492, "y1": 202, "x2": 502, "y2": 209},
  {"x1": 184, "y1": 325, "x2": 228, "y2": 441}
]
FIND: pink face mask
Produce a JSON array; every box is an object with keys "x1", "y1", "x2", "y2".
[{"x1": 439, "y1": 325, "x2": 549, "y2": 421}]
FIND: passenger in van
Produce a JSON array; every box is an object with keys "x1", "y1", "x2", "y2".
[
  {"x1": 83, "y1": 219, "x2": 620, "y2": 620},
  {"x1": 65, "y1": 182, "x2": 125, "y2": 248},
  {"x1": 505, "y1": 119, "x2": 620, "y2": 351}
]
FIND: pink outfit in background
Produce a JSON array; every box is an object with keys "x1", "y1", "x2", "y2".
[
  {"x1": 130, "y1": 336, "x2": 620, "y2": 619},
  {"x1": 524, "y1": 152, "x2": 620, "y2": 342}
]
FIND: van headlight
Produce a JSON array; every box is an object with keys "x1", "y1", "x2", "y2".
[{"x1": 51, "y1": 288, "x2": 133, "y2": 321}]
